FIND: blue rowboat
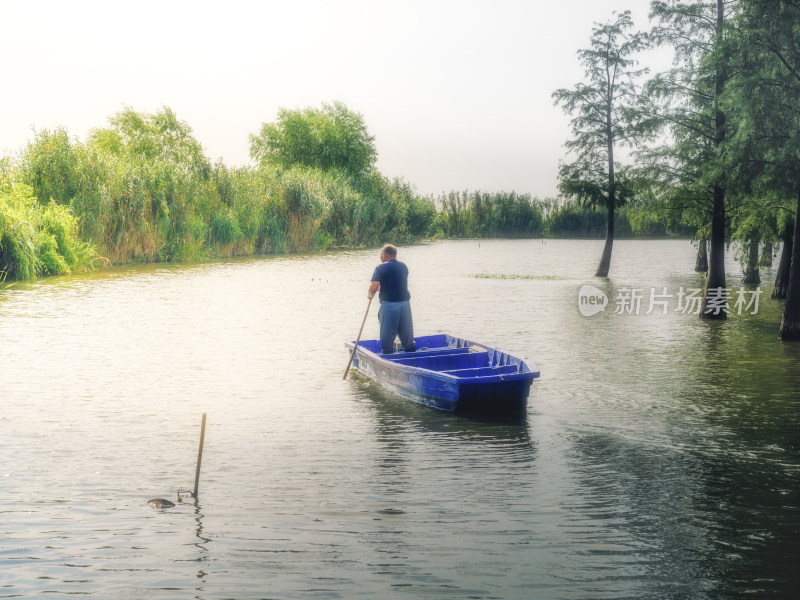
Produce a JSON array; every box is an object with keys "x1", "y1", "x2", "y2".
[{"x1": 345, "y1": 334, "x2": 540, "y2": 412}]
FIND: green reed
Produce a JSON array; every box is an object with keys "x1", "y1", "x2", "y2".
[
  {"x1": 0, "y1": 183, "x2": 96, "y2": 279},
  {"x1": 1, "y1": 106, "x2": 686, "y2": 281}
]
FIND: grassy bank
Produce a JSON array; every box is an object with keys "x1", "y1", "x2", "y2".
[
  {"x1": 1, "y1": 118, "x2": 436, "y2": 280},
  {"x1": 0, "y1": 107, "x2": 683, "y2": 282}
]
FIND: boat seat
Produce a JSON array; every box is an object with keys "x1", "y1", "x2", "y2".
[
  {"x1": 389, "y1": 351, "x2": 491, "y2": 371},
  {"x1": 381, "y1": 347, "x2": 471, "y2": 360},
  {"x1": 441, "y1": 365, "x2": 520, "y2": 377}
]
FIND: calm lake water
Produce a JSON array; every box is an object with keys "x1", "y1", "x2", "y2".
[{"x1": 1, "y1": 239, "x2": 798, "y2": 599}]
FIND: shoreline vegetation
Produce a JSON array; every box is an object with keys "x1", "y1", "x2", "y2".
[
  {"x1": 3, "y1": 4, "x2": 800, "y2": 336},
  {"x1": 0, "y1": 105, "x2": 686, "y2": 283}
]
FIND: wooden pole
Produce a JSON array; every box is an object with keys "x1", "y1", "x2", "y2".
[
  {"x1": 343, "y1": 295, "x2": 373, "y2": 380},
  {"x1": 193, "y1": 413, "x2": 206, "y2": 497}
]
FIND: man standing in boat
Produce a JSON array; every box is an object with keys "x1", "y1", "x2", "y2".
[{"x1": 368, "y1": 244, "x2": 416, "y2": 354}]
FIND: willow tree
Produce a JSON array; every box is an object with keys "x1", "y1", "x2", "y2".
[
  {"x1": 90, "y1": 106, "x2": 211, "y2": 179},
  {"x1": 19, "y1": 127, "x2": 84, "y2": 205},
  {"x1": 84, "y1": 106, "x2": 213, "y2": 261},
  {"x1": 553, "y1": 10, "x2": 649, "y2": 277},
  {"x1": 249, "y1": 101, "x2": 377, "y2": 180}
]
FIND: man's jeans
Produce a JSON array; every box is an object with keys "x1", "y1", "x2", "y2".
[{"x1": 378, "y1": 301, "x2": 415, "y2": 354}]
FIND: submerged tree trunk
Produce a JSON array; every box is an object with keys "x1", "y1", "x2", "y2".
[
  {"x1": 762, "y1": 241, "x2": 773, "y2": 267},
  {"x1": 595, "y1": 200, "x2": 614, "y2": 277},
  {"x1": 596, "y1": 114, "x2": 615, "y2": 279},
  {"x1": 742, "y1": 237, "x2": 761, "y2": 284},
  {"x1": 780, "y1": 191, "x2": 800, "y2": 339},
  {"x1": 772, "y1": 221, "x2": 793, "y2": 299},
  {"x1": 701, "y1": 184, "x2": 727, "y2": 319},
  {"x1": 702, "y1": 2, "x2": 728, "y2": 320},
  {"x1": 695, "y1": 239, "x2": 709, "y2": 272}
]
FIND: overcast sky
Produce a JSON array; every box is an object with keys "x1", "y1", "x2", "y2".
[{"x1": 1, "y1": 0, "x2": 668, "y2": 199}]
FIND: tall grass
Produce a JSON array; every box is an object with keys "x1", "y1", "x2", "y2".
[
  {"x1": 0, "y1": 107, "x2": 683, "y2": 281},
  {"x1": 435, "y1": 191, "x2": 544, "y2": 238},
  {"x1": 541, "y1": 198, "x2": 689, "y2": 238},
  {"x1": 0, "y1": 120, "x2": 441, "y2": 281},
  {"x1": 0, "y1": 183, "x2": 96, "y2": 279}
]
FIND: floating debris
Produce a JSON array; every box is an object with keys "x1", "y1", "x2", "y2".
[
  {"x1": 471, "y1": 273, "x2": 570, "y2": 280},
  {"x1": 377, "y1": 508, "x2": 406, "y2": 515},
  {"x1": 147, "y1": 414, "x2": 206, "y2": 510}
]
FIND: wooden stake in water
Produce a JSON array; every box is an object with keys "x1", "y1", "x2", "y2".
[{"x1": 193, "y1": 413, "x2": 207, "y2": 497}]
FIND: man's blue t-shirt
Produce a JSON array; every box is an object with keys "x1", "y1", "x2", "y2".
[{"x1": 371, "y1": 259, "x2": 411, "y2": 302}]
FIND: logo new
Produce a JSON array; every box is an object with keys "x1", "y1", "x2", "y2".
[{"x1": 578, "y1": 284, "x2": 608, "y2": 317}]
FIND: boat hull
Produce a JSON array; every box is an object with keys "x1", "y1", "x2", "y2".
[{"x1": 345, "y1": 334, "x2": 539, "y2": 413}]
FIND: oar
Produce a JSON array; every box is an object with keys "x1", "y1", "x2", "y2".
[{"x1": 343, "y1": 295, "x2": 373, "y2": 380}]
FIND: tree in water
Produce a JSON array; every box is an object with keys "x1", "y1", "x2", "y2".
[
  {"x1": 772, "y1": 219, "x2": 793, "y2": 300},
  {"x1": 643, "y1": 0, "x2": 737, "y2": 319},
  {"x1": 553, "y1": 10, "x2": 648, "y2": 277},
  {"x1": 741, "y1": 237, "x2": 761, "y2": 284},
  {"x1": 732, "y1": 209, "x2": 776, "y2": 286},
  {"x1": 782, "y1": 193, "x2": 800, "y2": 339},
  {"x1": 695, "y1": 239, "x2": 709, "y2": 273},
  {"x1": 728, "y1": 1, "x2": 800, "y2": 337}
]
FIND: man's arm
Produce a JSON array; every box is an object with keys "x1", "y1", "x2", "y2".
[{"x1": 368, "y1": 281, "x2": 379, "y2": 299}]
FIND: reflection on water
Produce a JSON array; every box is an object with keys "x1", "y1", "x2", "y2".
[{"x1": 1, "y1": 240, "x2": 798, "y2": 599}]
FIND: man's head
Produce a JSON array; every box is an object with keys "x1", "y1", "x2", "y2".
[{"x1": 380, "y1": 244, "x2": 398, "y2": 262}]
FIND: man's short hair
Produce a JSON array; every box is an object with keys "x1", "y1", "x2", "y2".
[{"x1": 381, "y1": 244, "x2": 398, "y2": 258}]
